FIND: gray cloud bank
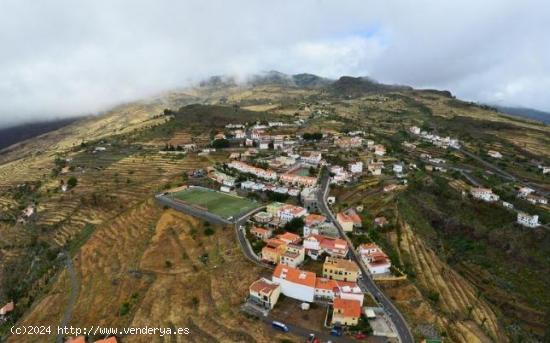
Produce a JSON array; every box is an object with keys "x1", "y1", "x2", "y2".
[{"x1": 1, "y1": 0, "x2": 549, "y2": 127}]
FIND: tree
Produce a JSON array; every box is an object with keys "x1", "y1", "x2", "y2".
[
  {"x1": 283, "y1": 217, "x2": 305, "y2": 233},
  {"x1": 212, "y1": 139, "x2": 230, "y2": 149},
  {"x1": 67, "y1": 176, "x2": 78, "y2": 189},
  {"x1": 302, "y1": 132, "x2": 323, "y2": 140}
]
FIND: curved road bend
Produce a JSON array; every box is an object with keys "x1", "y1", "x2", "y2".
[
  {"x1": 235, "y1": 207, "x2": 275, "y2": 269},
  {"x1": 317, "y1": 171, "x2": 414, "y2": 343}
]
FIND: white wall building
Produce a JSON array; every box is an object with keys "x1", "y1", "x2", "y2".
[
  {"x1": 348, "y1": 161, "x2": 363, "y2": 174},
  {"x1": 279, "y1": 205, "x2": 308, "y2": 223},
  {"x1": 272, "y1": 264, "x2": 316, "y2": 302},
  {"x1": 470, "y1": 188, "x2": 499, "y2": 202},
  {"x1": 517, "y1": 212, "x2": 540, "y2": 228}
]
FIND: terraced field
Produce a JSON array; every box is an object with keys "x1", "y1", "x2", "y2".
[
  {"x1": 388, "y1": 221, "x2": 507, "y2": 343},
  {"x1": 10, "y1": 204, "x2": 287, "y2": 343}
]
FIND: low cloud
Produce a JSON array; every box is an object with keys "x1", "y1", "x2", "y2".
[{"x1": 0, "y1": 0, "x2": 549, "y2": 127}]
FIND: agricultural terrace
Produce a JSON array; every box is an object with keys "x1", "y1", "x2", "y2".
[{"x1": 171, "y1": 186, "x2": 259, "y2": 219}]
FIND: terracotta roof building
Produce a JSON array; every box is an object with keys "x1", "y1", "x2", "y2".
[
  {"x1": 249, "y1": 278, "x2": 282, "y2": 309},
  {"x1": 272, "y1": 264, "x2": 316, "y2": 302},
  {"x1": 323, "y1": 256, "x2": 360, "y2": 282},
  {"x1": 332, "y1": 298, "x2": 362, "y2": 326}
]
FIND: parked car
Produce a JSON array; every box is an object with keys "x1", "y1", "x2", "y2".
[
  {"x1": 355, "y1": 332, "x2": 368, "y2": 340},
  {"x1": 330, "y1": 326, "x2": 342, "y2": 336},
  {"x1": 272, "y1": 321, "x2": 289, "y2": 332},
  {"x1": 307, "y1": 333, "x2": 320, "y2": 343}
]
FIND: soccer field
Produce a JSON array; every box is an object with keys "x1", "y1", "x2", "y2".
[{"x1": 172, "y1": 187, "x2": 259, "y2": 219}]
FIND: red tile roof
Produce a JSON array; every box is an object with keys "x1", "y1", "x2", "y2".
[
  {"x1": 304, "y1": 214, "x2": 326, "y2": 227},
  {"x1": 273, "y1": 264, "x2": 316, "y2": 288},
  {"x1": 276, "y1": 232, "x2": 301, "y2": 244},
  {"x1": 251, "y1": 227, "x2": 270, "y2": 235},
  {"x1": 250, "y1": 278, "x2": 280, "y2": 295},
  {"x1": 333, "y1": 298, "x2": 361, "y2": 318},
  {"x1": 315, "y1": 277, "x2": 338, "y2": 291}
]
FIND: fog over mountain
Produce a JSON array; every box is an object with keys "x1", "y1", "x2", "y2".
[{"x1": 1, "y1": 0, "x2": 549, "y2": 127}]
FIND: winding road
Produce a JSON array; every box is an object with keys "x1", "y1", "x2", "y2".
[
  {"x1": 456, "y1": 147, "x2": 549, "y2": 197},
  {"x1": 56, "y1": 250, "x2": 79, "y2": 343},
  {"x1": 316, "y1": 170, "x2": 414, "y2": 343}
]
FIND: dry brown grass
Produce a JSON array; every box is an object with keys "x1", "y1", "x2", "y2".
[
  {"x1": 10, "y1": 204, "x2": 283, "y2": 343},
  {"x1": 386, "y1": 221, "x2": 508, "y2": 343}
]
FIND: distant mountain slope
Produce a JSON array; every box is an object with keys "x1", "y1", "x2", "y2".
[
  {"x1": 329, "y1": 76, "x2": 412, "y2": 97},
  {"x1": 0, "y1": 118, "x2": 79, "y2": 150},
  {"x1": 494, "y1": 105, "x2": 550, "y2": 124}
]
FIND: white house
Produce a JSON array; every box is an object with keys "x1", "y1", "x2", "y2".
[
  {"x1": 358, "y1": 243, "x2": 391, "y2": 275},
  {"x1": 232, "y1": 129, "x2": 246, "y2": 139},
  {"x1": 301, "y1": 152, "x2": 322, "y2": 165},
  {"x1": 259, "y1": 141, "x2": 270, "y2": 150},
  {"x1": 487, "y1": 150, "x2": 503, "y2": 159},
  {"x1": 526, "y1": 194, "x2": 548, "y2": 205},
  {"x1": 272, "y1": 264, "x2": 316, "y2": 302},
  {"x1": 517, "y1": 212, "x2": 539, "y2": 228},
  {"x1": 470, "y1": 188, "x2": 499, "y2": 202},
  {"x1": 518, "y1": 187, "x2": 535, "y2": 198},
  {"x1": 409, "y1": 126, "x2": 421, "y2": 135},
  {"x1": 393, "y1": 164, "x2": 403, "y2": 173},
  {"x1": 279, "y1": 205, "x2": 308, "y2": 223},
  {"x1": 502, "y1": 201, "x2": 514, "y2": 209},
  {"x1": 220, "y1": 186, "x2": 231, "y2": 193},
  {"x1": 348, "y1": 161, "x2": 363, "y2": 174}
]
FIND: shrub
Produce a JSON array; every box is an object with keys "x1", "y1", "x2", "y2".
[{"x1": 67, "y1": 176, "x2": 78, "y2": 189}]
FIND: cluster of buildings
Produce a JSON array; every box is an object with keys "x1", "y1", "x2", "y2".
[
  {"x1": 517, "y1": 187, "x2": 547, "y2": 205},
  {"x1": 467, "y1": 187, "x2": 543, "y2": 228},
  {"x1": 240, "y1": 180, "x2": 301, "y2": 197},
  {"x1": 328, "y1": 161, "x2": 364, "y2": 184},
  {"x1": 227, "y1": 161, "x2": 278, "y2": 180},
  {"x1": 259, "y1": 231, "x2": 305, "y2": 267},
  {"x1": 249, "y1": 259, "x2": 364, "y2": 326},
  {"x1": 280, "y1": 170, "x2": 318, "y2": 187},
  {"x1": 251, "y1": 202, "x2": 309, "y2": 228},
  {"x1": 334, "y1": 136, "x2": 363, "y2": 149},
  {"x1": 409, "y1": 126, "x2": 461, "y2": 149}
]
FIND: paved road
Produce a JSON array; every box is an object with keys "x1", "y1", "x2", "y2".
[
  {"x1": 56, "y1": 250, "x2": 79, "y2": 343},
  {"x1": 243, "y1": 304, "x2": 385, "y2": 343},
  {"x1": 456, "y1": 147, "x2": 549, "y2": 197},
  {"x1": 234, "y1": 207, "x2": 274, "y2": 269},
  {"x1": 316, "y1": 170, "x2": 414, "y2": 343}
]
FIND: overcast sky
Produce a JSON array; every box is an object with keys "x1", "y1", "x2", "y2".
[{"x1": 1, "y1": 0, "x2": 549, "y2": 127}]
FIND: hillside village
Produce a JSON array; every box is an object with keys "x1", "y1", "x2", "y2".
[
  {"x1": 0, "y1": 79, "x2": 548, "y2": 343},
  {"x1": 153, "y1": 105, "x2": 548, "y2": 342}
]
